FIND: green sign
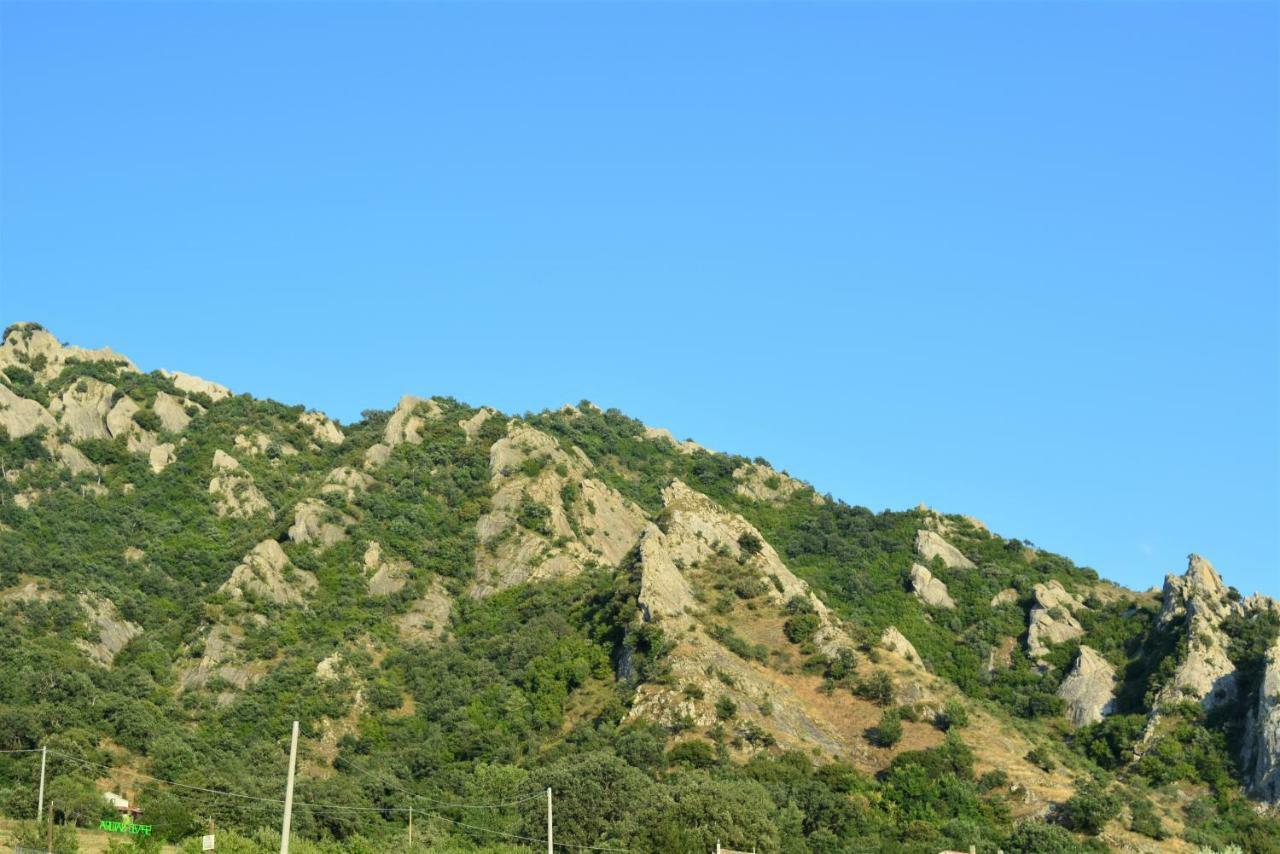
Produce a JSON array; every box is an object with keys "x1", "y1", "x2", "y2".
[{"x1": 100, "y1": 818, "x2": 153, "y2": 836}]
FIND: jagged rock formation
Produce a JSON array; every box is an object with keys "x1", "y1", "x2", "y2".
[
  {"x1": 75, "y1": 595, "x2": 142, "y2": 668},
  {"x1": 1056, "y1": 646, "x2": 1116, "y2": 726},
  {"x1": 363, "y1": 541, "x2": 410, "y2": 595},
  {"x1": 220, "y1": 540, "x2": 315, "y2": 605},
  {"x1": 288, "y1": 499, "x2": 351, "y2": 550},
  {"x1": 880, "y1": 626, "x2": 922, "y2": 666},
  {"x1": 909, "y1": 563, "x2": 955, "y2": 609},
  {"x1": 1243, "y1": 634, "x2": 1280, "y2": 802},
  {"x1": 458, "y1": 407, "x2": 494, "y2": 442},
  {"x1": 914, "y1": 529, "x2": 975, "y2": 569},
  {"x1": 0, "y1": 323, "x2": 136, "y2": 382},
  {"x1": 208, "y1": 450, "x2": 274, "y2": 519},
  {"x1": 1026, "y1": 580, "x2": 1085, "y2": 659},
  {"x1": 732, "y1": 463, "x2": 822, "y2": 505},
  {"x1": 298, "y1": 411, "x2": 344, "y2": 445},
  {"x1": 470, "y1": 423, "x2": 647, "y2": 595},
  {"x1": 1151, "y1": 555, "x2": 1239, "y2": 710}
]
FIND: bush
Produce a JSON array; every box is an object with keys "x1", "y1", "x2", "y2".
[
  {"x1": 873, "y1": 709, "x2": 903, "y2": 747},
  {"x1": 783, "y1": 612, "x2": 821, "y2": 645},
  {"x1": 935, "y1": 699, "x2": 968, "y2": 731},
  {"x1": 855, "y1": 670, "x2": 896, "y2": 706},
  {"x1": 715, "y1": 696, "x2": 738, "y2": 721},
  {"x1": 1059, "y1": 780, "x2": 1119, "y2": 835}
]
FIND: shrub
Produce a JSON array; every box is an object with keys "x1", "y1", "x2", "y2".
[
  {"x1": 1059, "y1": 780, "x2": 1119, "y2": 835},
  {"x1": 935, "y1": 699, "x2": 968, "y2": 731},
  {"x1": 873, "y1": 709, "x2": 903, "y2": 747},
  {"x1": 715, "y1": 695, "x2": 738, "y2": 721},
  {"x1": 855, "y1": 670, "x2": 896, "y2": 706},
  {"x1": 737, "y1": 531, "x2": 763, "y2": 557}
]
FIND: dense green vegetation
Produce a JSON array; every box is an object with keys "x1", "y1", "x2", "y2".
[{"x1": 0, "y1": 347, "x2": 1276, "y2": 852}]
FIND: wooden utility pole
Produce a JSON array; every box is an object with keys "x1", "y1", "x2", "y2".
[
  {"x1": 546, "y1": 787, "x2": 553, "y2": 854},
  {"x1": 36, "y1": 745, "x2": 46, "y2": 821},
  {"x1": 279, "y1": 721, "x2": 300, "y2": 854}
]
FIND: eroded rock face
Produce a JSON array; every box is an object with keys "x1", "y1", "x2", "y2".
[
  {"x1": 470, "y1": 424, "x2": 647, "y2": 596},
  {"x1": 288, "y1": 499, "x2": 351, "y2": 550},
  {"x1": 1057, "y1": 646, "x2": 1116, "y2": 726},
  {"x1": 298, "y1": 411, "x2": 344, "y2": 445},
  {"x1": 914, "y1": 530, "x2": 975, "y2": 570},
  {"x1": 395, "y1": 582, "x2": 452, "y2": 642},
  {"x1": 161, "y1": 370, "x2": 230, "y2": 401},
  {"x1": 732, "y1": 463, "x2": 822, "y2": 505},
  {"x1": 50, "y1": 378, "x2": 117, "y2": 441},
  {"x1": 1151, "y1": 555, "x2": 1239, "y2": 710},
  {"x1": 0, "y1": 383, "x2": 57, "y2": 438},
  {"x1": 364, "y1": 541, "x2": 410, "y2": 596},
  {"x1": 220, "y1": 540, "x2": 315, "y2": 605},
  {"x1": 153, "y1": 392, "x2": 195, "y2": 433},
  {"x1": 880, "y1": 626, "x2": 922, "y2": 666},
  {"x1": 75, "y1": 595, "x2": 143, "y2": 668},
  {"x1": 1242, "y1": 634, "x2": 1280, "y2": 802},
  {"x1": 990, "y1": 588, "x2": 1019, "y2": 607},
  {"x1": 148, "y1": 443, "x2": 176, "y2": 474},
  {"x1": 384, "y1": 395, "x2": 442, "y2": 447},
  {"x1": 0, "y1": 323, "x2": 137, "y2": 382},
  {"x1": 459, "y1": 408, "x2": 494, "y2": 442},
  {"x1": 1026, "y1": 581, "x2": 1085, "y2": 659},
  {"x1": 640, "y1": 425, "x2": 703, "y2": 455},
  {"x1": 321, "y1": 466, "x2": 374, "y2": 502},
  {"x1": 208, "y1": 450, "x2": 274, "y2": 519},
  {"x1": 909, "y1": 563, "x2": 955, "y2": 609}
]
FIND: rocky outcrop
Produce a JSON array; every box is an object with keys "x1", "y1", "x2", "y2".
[
  {"x1": 914, "y1": 530, "x2": 975, "y2": 570},
  {"x1": 364, "y1": 541, "x2": 410, "y2": 596},
  {"x1": 220, "y1": 540, "x2": 315, "y2": 605},
  {"x1": 395, "y1": 582, "x2": 452, "y2": 642},
  {"x1": 1056, "y1": 646, "x2": 1116, "y2": 726},
  {"x1": 641, "y1": 425, "x2": 703, "y2": 455},
  {"x1": 152, "y1": 392, "x2": 195, "y2": 433},
  {"x1": 298, "y1": 411, "x2": 344, "y2": 445},
  {"x1": 50, "y1": 378, "x2": 117, "y2": 441},
  {"x1": 288, "y1": 499, "x2": 351, "y2": 550},
  {"x1": 1151, "y1": 555, "x2": 1239, "y2": 710},
  {"x1": 908, "y1": 563, "x2": 955, "y2": 609},
  {"x1": 0, "y1": 383, "x2": 56, "y2": 439},
  {"x1": 880, "y1": 626, "x2": 922, "y2": 666},
  {"x1": 470, "y1": 424, "x2": 647, "y2": 595},
  {"x1": 148, "y1": 443, "x2": 176, "y2": 474},
  {"x1": 1242, "y1": 634, "x2": 1280, "y2": 802},
  {"x1": 1026, "y1": 580, "x2": 1085, "y2": 659},
  {"x1": 732, "y1": 463, "x2": 822, "y2": 505},
  {"x1": 0, "y1": 323, "x2": 136, "y2": 382},
  {"x1": 321, "y1": 466, "x2": 374, "y2": 502},
  {"x1": 384, "y1": 395, "x2": 442, "y2": 447},
  {"x1": 75, "y1": 595, "x2": 142, "y2": 668},
  {"x1": 990, "y1": 588, "x2": 1019, "y2": 607},
  {"x1": 208, "y1": 450, "x2": 274, "y2": 519},
  {"x1": 459, "y1": 408, "x2": 494, "y2": 442},
  {"x1": 161, "y1": 370, "x2": 230, "y2": 401}
]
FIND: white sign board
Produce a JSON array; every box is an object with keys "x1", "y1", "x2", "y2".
[{"x1": 202, "y1": 834, "x2": 216, "y2": 851}]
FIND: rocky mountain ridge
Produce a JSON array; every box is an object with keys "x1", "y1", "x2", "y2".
[{"x1": 1, "y1": 321, "x2": 1278, "y2": 852}]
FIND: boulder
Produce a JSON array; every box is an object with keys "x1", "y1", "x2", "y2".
[
  {"x1": 880, "y1": 626, "x2": 922, "y2": 666},
  {"x1": 909, "y1": 563, "x2": 955, "y2": 609},
  {"x1": 990, "y1": 588, "x2": 1019, "y2": 607},
  {"x1": 914, "y1": 530, "x2": 975, "y2": 570},
  {"x1": 148, "y1": 443, "x2": 176, "y2": 474},
  {"x1": 152, "y1": 392, "x2": 194, "y2": 433},
  {"x1": 1056, "y1": 646, "x2": 1116, "y2": 726}
]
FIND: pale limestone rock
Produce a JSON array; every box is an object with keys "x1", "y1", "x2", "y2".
[
  {"x1": 0, "y1": 383, "x2": 56, "y2": 438},
  {"x1": 395, "y1": 581, "x2": 452, "y2": 642},
  {"x1": 470, "y1": 424, "x2": 647, "y2": 596},
  {"x1": 1243, "y1": 634, "x2": 1280, "y2": 802},
  {"x1": 364, "y1": 541, "x2": 410, "y2": 596},
  {"x1": 914, "y1": 529, "x2": 975, "y2": 569},
  {"x1": 990, "y1": 588, "x2": 1019, "y2": 607},
  {"x1": 50, "y1": 378, "x2": 116, "y2": 441},
  {"x1": 288, "y1": 499, "x2": 351, "y2": 550},
  {"x1": 161, "y1": 370, "x2": 230, "y2": 401},
  {"x1": 123, "y1": 547, "x2": 145, "y2": 563},
  {"x1": 1027, "y1": 581, "x2": 1085, "y2": 659},
  {"x1": 180, "y1": 623, "x2": 259, "y2": 692},
  {"x1": 56, "y1": 442, "x2": 99, "y2": 477},
  {"x1": 1056, "y1": 646, "x2": 1116, "y2": 726},
  {"x1": 880, "y1": 626, "x2": 922, "y2": 666},
  {"x1": 75, "y1": 595, "x2": 142, "y2": 668},
  {"x1": 321, "y1": 466, "x2": 374, "y2": 502},
  {"x1": 0, "y1": 324, "x2": 137, "y2": 382},
  {"x1": 459, "y1": 408, "x2": 494, "y2": 442},
  {"x1": 220, "y1": 540, "x2": 315, "y2": 606},
  {"x1": 208, "y1": 451, "x2": 274, "y2": 519},
  {"x1": 148, "y1": 443, "x2": 176, "y2": 474},
  {"x1": 315, "y1": 653, "x2": 345, "y2": 682},
  {"x1": 384, "y1": 395, "x2": 442, "y2": 446},
  {"x1": 298, "y1": 411, "x2": 344, "y2": 445},
  {"x1": 103, "y1": 396, "x2": 157, "y2": 453},
  {"x1": 732, "y1": 463, "x2": 823, "y2": 505},
  {"x1": 1150, "y1": 555, "x2": 1239, "y2": 711},
  {"x1": 153, "y1": 392, "x2": 194, "y2": 433},
  {"x1": 641, "y1": 425, "x2": 704, "y2": 454},
  {"x1": 363, "y1": 443, "x2": 391, "y2": 470},
  {"x1": 909, "y1": 563, "x2": 955, "y2": 609}
]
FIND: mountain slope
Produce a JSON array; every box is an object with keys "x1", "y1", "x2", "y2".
[{"x1": 0, "y1": 321, "x2": 1277, "y2": 853}]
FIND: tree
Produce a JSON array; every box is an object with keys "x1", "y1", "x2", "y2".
[
  {"x1": 1059, "y1": 780, "x2": 1120, "y2": 835},
  {"x1": 873, "y1": 710, "x2": 903, "y2": 747}
]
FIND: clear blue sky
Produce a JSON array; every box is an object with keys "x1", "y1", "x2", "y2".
[{"x1": 1, "y1": 1, "x2": 1276, "y2": 596}]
